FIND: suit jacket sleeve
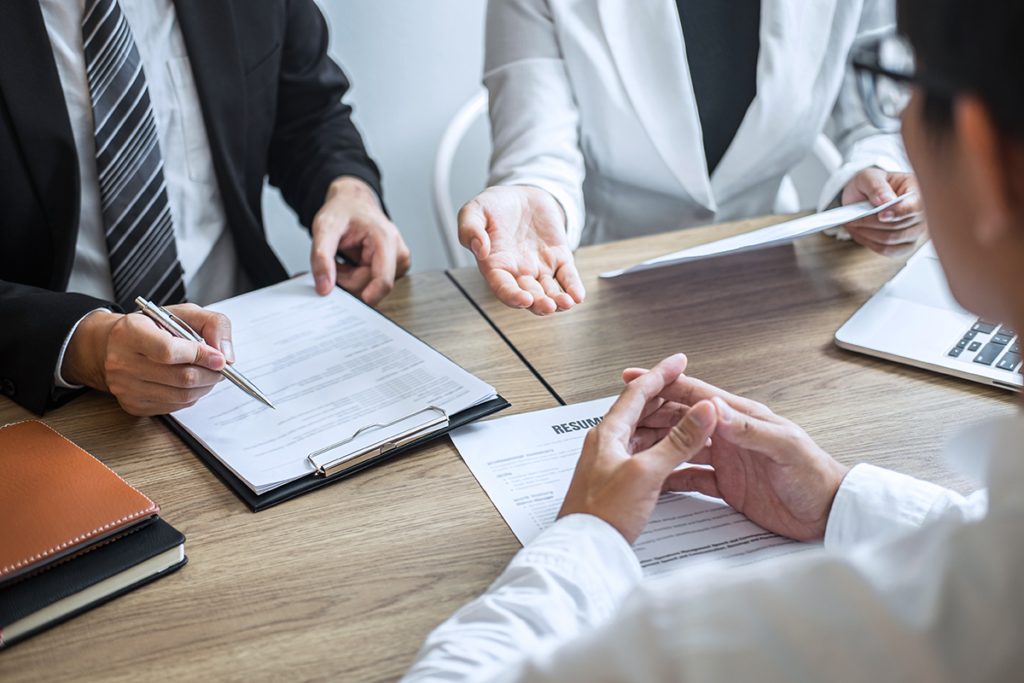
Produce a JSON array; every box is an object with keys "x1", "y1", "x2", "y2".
[
  {"x1": 0, "y1": 280, "x2": 117, "y2": 414},
  {"x1": 265, "y1": 0, "x2": 384, "y2": 228},
  {"x1": 817, "y1": 0, "x2": 911, "y2": 211},
  {"x1": 484, "y1": 0, "x2": 587, "y2": 249}
]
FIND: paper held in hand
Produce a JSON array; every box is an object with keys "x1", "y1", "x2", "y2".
[
  {"x1": 450, "y1": 397, "x2": 818, "y2": 577},
  {"x1": 169, "y1": 274, "x2": 498, "y2": 495},
  {"x1": 599, "y1": 191, "x2": 917, "y2": 279}
]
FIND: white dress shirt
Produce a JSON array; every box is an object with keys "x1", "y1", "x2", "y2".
[
  {"x1": 38, "y1": 0, "x2": 243, "y2": 307},
  {"x1": 402, "y1": 413, "x2": 1024, "y2": 682}
]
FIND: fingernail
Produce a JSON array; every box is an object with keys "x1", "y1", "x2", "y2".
[
  {"x1": 713, "y1": 397, "x2": 734, "y2": 423},
  {"x1": 315, "y1": 275, "x2": 330, "y2": 292},
  {"x1": 471, "y1": 239, "x2": 482, "y2": 259},
  {"x1": 880, "y1": 192, "x2": 896, "y2": 204},
  {"x1": 220, "y1": 340, "x2": 235, "y2": 363},
  {"x1": 687, "y1": 402, "x2": 714, "y2": 429},
  {"x1": 880, "y1": 210, "x2": 895, "y2": 222}
]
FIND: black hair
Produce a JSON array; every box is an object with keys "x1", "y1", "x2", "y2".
[{"x1": 899, "y1": 0, "x2": 1024, "y2": 137}]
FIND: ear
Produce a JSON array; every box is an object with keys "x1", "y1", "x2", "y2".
[{"x1": 954, "y1": 96, "x2": 1016, "y2": 247}]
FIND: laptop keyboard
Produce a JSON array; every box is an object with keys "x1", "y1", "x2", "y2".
[{"x1": 948, "y1": 320, "x2": 1022, "y2": 372}]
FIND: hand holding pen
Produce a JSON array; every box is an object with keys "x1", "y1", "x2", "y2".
[
  {"x1": 136, "y1": 298, "x2": 275, "y2": 409},
  {"x1": 59, "y1": 302, "x2": 247, "y2": 416}
]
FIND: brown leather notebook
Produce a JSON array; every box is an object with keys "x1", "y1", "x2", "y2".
[{"x1": 0, "y1": 421, "x2": 159, "y2": 587}]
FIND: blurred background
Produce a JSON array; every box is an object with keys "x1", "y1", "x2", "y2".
[{"x1": 262, "y1": 0, "x2": 492, "y2": 276}]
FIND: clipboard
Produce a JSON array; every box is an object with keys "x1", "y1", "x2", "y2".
[{"x1": 161, "y1": 395, "x2": 509, "y2": 512}]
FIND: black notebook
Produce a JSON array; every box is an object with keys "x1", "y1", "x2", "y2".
[{"x1": 0, "y1": 519, "x2": 187, "y2": 650}]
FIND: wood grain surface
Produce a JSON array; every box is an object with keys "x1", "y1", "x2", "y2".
[
  {"x1": 448, "y1": 217, "x2": 1020, "y2": 495},
  {"x1": 0, "y1": 272, "x2": 557, "y2": 683}
]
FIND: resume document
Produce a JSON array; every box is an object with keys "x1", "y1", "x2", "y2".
[{"x1": 451, "y1": 397, "x2": 817, "y2": 576}]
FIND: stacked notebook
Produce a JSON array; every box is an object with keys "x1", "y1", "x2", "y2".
[{"x1": 0, "y1": 421, "x2": 186, "y2": 649}]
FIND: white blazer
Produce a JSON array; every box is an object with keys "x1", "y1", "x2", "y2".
[{"x1": 484, "y1": 0, "x2": 911, "y2": 249}]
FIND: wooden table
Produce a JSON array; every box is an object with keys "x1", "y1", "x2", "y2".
[
  {"x1": 0, "y1": 271, "x2": 558, "y2": 683},
  {"x1": 449, "y1": 216, "x2": 1019, "y2": 495},
  {"x1": 5, "y1": 217, "x2": 1018, "y2": 682}
]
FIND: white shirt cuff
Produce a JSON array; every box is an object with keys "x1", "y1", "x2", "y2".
[
  {"x1": 824, "y1": 463, "x2": 957, "y2": 550},
  {"x1": 53, "y1": 308, "x2": 110, "y2": 389}
]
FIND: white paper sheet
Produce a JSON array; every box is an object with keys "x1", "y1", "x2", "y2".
[
  {"x1": 170, "y1": 275, "x2": 497, "y2": 494},
  {"x1": 451, "y1": 397, "x2": 817, "y2": 577},
  {"x1": 600, "y1": 191, "x2": 917, "y2": 278}
]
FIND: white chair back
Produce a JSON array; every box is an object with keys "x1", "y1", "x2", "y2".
[{"x1": 432, "y1": 90, "x2": 489, "y2": 269}]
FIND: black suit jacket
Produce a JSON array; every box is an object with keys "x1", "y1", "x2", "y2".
[{"x1": 0, "y1": 0, "x2": 384, "y2": 414}]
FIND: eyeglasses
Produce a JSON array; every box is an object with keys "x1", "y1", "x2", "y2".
[{"x1": 851, "y1": 35, "x2": 957, "y2": 133}]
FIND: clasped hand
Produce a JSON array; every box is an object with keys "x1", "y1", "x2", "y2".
[{"x1": 558, "y1": 354, "x2": 850, "y2": 544}]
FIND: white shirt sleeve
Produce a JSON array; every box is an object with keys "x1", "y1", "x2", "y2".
[
  {"x1": 402, "y1": 463, "x2": 1012, "y2": 683},
  {"x1": 824, "y1": 463, "x2": 988, "y2": 549},
  {"x1": 484, "y1": 0, "x2": 587, "y2": 249},
  {"x1": 53, "y1": 308, "x2": 110, "y2": 390}
]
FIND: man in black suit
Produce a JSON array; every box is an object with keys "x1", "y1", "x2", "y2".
[{"x1": 0, "y1": 0, "x2": 410, "y2": 416}]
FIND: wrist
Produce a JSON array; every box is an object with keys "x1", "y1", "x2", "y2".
[
  {"x1": 326, "y1": 176, "x2": 380, "y2": 210},
  {"x1": 62, "y1": 310, "x2": 121, "y2": 391}
]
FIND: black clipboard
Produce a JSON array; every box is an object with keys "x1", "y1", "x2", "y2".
[{"x1": 160, "y1": 395, "x2": 509, "y2": 512}]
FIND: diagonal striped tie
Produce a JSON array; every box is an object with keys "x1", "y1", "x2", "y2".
[{"x1": 82, "y1": 0, "x2": 186, "y2": 310}]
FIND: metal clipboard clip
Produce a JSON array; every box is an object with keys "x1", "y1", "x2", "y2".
[{"x1": 306, "y1": 406, "x2": 449, "y2": 478}]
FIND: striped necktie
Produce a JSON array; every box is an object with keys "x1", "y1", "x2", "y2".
[{"x1": 82, "y1": 0, "x2": 186, "y2": 310}]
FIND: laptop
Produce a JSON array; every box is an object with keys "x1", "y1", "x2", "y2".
[{"x1": 835, "y1": 242, "x2": 1022, "y2": 392}]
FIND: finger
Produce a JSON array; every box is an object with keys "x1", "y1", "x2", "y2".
[
  {"x1": 125, "y1": 314, "x2": 225, "y2": 370},
  {"x1": 876, "y1": 190, "x2": 923, "y2": 223},
  {"x1": 484, "y1": 267, "x2": 533, "y2": 310},
  {"x1": 847, "y1": 229, "x2": 922, "y2": 258},
  {"x1": 168, "y1": 304, "x2": 235, "y2": 364},
  {"x1": 601, "y1": 354, "x2": 688, "y2": 440},
  {"x1": 711, "y1": 397, "x2": 800, "y2": 456},
  {"x1": 845, "y1": 213, "x2": 923, "y2": 233},
  {"x1": 457, "y1": 199, "x2": 491, "y2": 261},
  {"x1": 664, "y1": 467, "x2": 721, "y2": 498},
  {"x1": 638, "y1": 401, "x2": 687, "y2": 429},
  {"x1": 653, "y1": 375, "x2": 776, "y2": 422},
  {"x1": 133, "y1": 379, "x2": 220, "y2": 414},
  {"x1": 518, "y1": 275, "x2": 557, "y2": 316},
  {"x1": 360, "y1": 229, "x2": 398, "y2": 306},
  {"x1": 538, "y1": 274, "x2": 575, "y2": 312},
  {"x1": 846, "y1": 221, "x2": 925, "y2": 247},
  {"x1": 623, "y1": 367, "x2": 649, "y2": 384},
  {"x1": 640, "y1": 400, "x2": 717, "y2": 473},
  {"x1": 630, "y1": 426, "x2": 673, "y2": 453},
  {"x1": 336, "y1": 264, "x2": 374, "y2": 295},
  {"x1": 395, "y1": 241, "x2": 412, "y2": 278},
  {"x1": 554, "y1": 261, "x2": 586, "y2": 305},
  {"x1": 854, "y1": 169, "x2": 897, "y2": 207},
  {"x1": 310, "y1": 209, "x2": 347, "y2": 296}
]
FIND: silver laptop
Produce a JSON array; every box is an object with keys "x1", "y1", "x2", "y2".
[{"x1": 835, "y1": 242, "x2": 1022, "y2": 392}]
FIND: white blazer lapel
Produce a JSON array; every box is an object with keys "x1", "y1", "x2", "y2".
[
  {"x1": 713, "y1": 0, "x2": 840, "y2": 195},
  {"x1": 597, "y1": 0, "x2": 715, "y2": 211}
]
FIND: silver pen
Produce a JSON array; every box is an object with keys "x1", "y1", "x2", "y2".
[{"x1": 135, "y1": 297, "x2": 276, "y2": 409}]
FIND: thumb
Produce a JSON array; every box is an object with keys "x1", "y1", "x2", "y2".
[
  {"x1": 172, "y1": 305, "x2": 235, "y2": 364},
  {"x1": 191, "y1": 340, "x2": 226, "y2": 371},
  {"x1": 641, "y1": 400, "x2": 716, "y2": 473},
  {"x1": 711, "y1": 397, "x2": 792, "y2": 454},
  {"x1": 457, "y1": 199, "x2": 491, "y2": 261},
  {"x1": 856, "y1": 168, "x2": 897, "y2": 206}
]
